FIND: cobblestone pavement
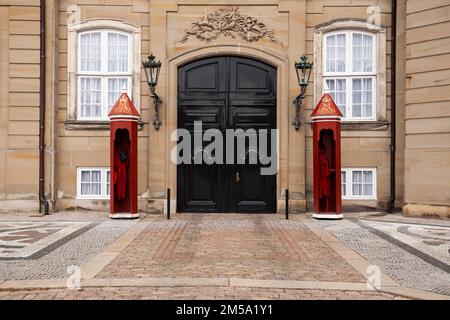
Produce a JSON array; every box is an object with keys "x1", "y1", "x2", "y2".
[
  {"x1": 311, "y1": 213, "x2": 450, "y2": 295},
  {"x1": 0, "y1": 211, "x2": 449, "y2": 300},
  {"x1": 0, "y1": 286, "x2": 407, "y2": 300},
  {"x1": 0, "y1": 212, "x2": 137, "y2": 280},
  {"x1": 98, "y1": 214, "x2": 365, "y2": 283}
]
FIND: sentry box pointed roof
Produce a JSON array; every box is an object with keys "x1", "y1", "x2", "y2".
[
  {"x1": 108, "y1": 92, "x2": 140, "y2": 120},
  {"x1": 311, "y1": 92, "x2": 343, "y2": 119}
]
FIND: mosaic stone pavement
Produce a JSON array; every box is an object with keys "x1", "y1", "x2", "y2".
[
  {"x1": 0, "y1": 221, "x2": 94, "y2": 259},
  {"x1": 313, "y1": 215, "x2": 450, "y2": 295},
  {"x1": 0, "y1": 219, "x2": 137, "y2": 280}
]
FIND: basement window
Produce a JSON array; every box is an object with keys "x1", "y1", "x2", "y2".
[
  {"x1": 77, "y1": 167, "x2": 110, "y2": 199},
  {"x1": 341, "y1": 168, "x2": 377, "y2": 200}
]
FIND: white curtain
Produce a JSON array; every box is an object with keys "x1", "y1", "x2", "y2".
[
  {"x1": 363, "y1": 34, "x2": 373, "y2": 72},
  {"x1": 353, "y1": 33, "x2": 373, "y2": 73},
  {"x1": 363, "y1": 171, "x2": 373, "y2": 196},
  {"x1": 80, "y1": 77, "x2": 101, "y2": 118},
  {"x1": 108, "y1": 78, "x2": 128, "y2": 111},
  {"x1": 80, "y1": 171, "x2": 90, "y2": 195},
  {"x1": 80, "y1": 170, "x2": 102, "y2": 196},
  {"x1": 352, "y1": 78, "x2": 362, "y2": 117},
  {"x1": 80, "y1": 32, "x2": 101, "y2": 72},
  {"x1": 108, "y1": 33, "x2": 129, "y2": 73},
  {"x1": 91, "y1": 171, "x2": 101, "y2": 195},
  {"x1": 363, "y1": 78, "x2": 372, "y2": 117},
  {"x1": 326, "y1": 79, "x2": 346, "y2": 117},
  {"x1": 341, "y1": 171, "x2": 346, "y2": 196},
  {"x1": 336, "y1": 34, "x2": 346, "y2": 72},
  {"x1": 106, "y1": 171, "x2": 110, "y2": 196},
  {"x1": 326, "y1": 34, "x2": 346, "y2": 73},
  {"x1": 78, "y1": 31, "x2": 131, "y2": 120},
  {"x1": 326, "y1": 35, "x2": 335, "y2": 72},
  {"x1": 352, "y1": 171, "x2": 362, "y2": 196}
]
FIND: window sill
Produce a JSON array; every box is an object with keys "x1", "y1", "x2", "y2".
[
  {"x1": 65, "y1": 120, "x2": 144, "y2": 131},
  {"x1": 342, "y1": 197, "x2": 377, "y2": 201},
  {"x1": 307, "y1": 120, "x2": 388, "y2": 131},
  {"x1": 341, "y1": 120, "x2": 388, "y2": 131}
]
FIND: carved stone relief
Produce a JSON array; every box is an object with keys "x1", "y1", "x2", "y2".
[{"x1": 179, "y1": 7, "x2": 276, "y2": 43}]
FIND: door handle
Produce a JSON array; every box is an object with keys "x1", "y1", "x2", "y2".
[{"x1": 235, "y1": 172, "x2": 241, "y2": 183}]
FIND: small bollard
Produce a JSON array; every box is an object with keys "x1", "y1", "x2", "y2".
[
  {"x1": 167, "y1": 188, "x2": 171, "y2": 220},
  {"x1": 285, "y1": 189, "x2": 289, "y2": 220}
]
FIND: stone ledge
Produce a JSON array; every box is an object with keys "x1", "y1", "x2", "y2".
[
  {"x1": 64, "y1": 120, "x2": 145, "y2": 131},
  {"x1": 403, "y1": 203, "x2": 450, "y2": 220},
  {"x1": 341, "y1": 120, "x2": 389, "y2": 131},
  {"x1": 306, "y1": 120, "x2": 389, "y2": 131}
]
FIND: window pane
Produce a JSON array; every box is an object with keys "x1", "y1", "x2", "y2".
[
  {"x1": 326, "y1": 78, "x2": 346, "y2": 117},
  {"x1": 80, "y1": 77, "x2": 102, "y2": 118},
  {"x1": 352, "y1": 33, "x2": 373, "y2": 72},
  {"x1": 91, "y1": 171, "x2": 101, "y2": 195},
  {"x1": 80, "y1": 32, "x2": 101, "y2": 72},
  {"x1": 91, "y1": 171, "x2": 101, "y2": 182},
  {"x1": 363, "y1": 171, "x2": 373, "y2": 183},
  {"x1": 352, "y1": 78, "x2": 372, "y2": 118},
  {"x1": 352, "y1": 171, "x2": 362, "y2": 196},
  {"x1": 353, "y1": 183, "x2": 362, "y2": 196},
  {"x1": 336, "y1": 34, "x2": 346, "y2": 72},
  {"x1": 341, "y1": 171, "x2": 346, "y2": 196},
  {"x1": 108, "y1": 78, "x2": 129, "y2": 111},
  {"x1": 81, "y1": 171, "x2": 90, "y2": 183},
  {"x1": 326, "y1": 35, "x2": 335, "y2": 72},
  {"x1": 81, "y1": 183, "x2": 90, "y2": 195},
  {"x1": 108, "y1": 33, "x2": 129, "y2": 72},
  {"x1": 353, "y1": 171, "x2": 362, "y2": 183},
  {"x1": 80, "y1": 171, "x2": 90, "y2": 195},
  {"x1": 106, "y1": 171, "x2": 110, "y2": 196},
  {"x1": 363, "y1": 184, "x2": 373, "y2": 196},
  {"x1": 326, "y1": 34, "x2": 346, "y2": 73}
]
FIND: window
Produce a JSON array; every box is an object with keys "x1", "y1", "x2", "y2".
[
  {"x1": 323, "y1": 31, "x2": 376, "y2": 120},
  {"x1": 67, "y1": 20, "x2": 141, "y2": 125},
  {"x1": 77, "y1": 167, "x2": 110, "y2": 199},
  {"x1": 341, "y1": 168, "x2": 377, "y2": 199},
  {"x1": 77, "y1": 30, "x2": 132, "y2": 120}
]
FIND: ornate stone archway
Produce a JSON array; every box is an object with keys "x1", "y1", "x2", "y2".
[{"x1": 147, "y1": 1, "x2": 307, "y2": 214}]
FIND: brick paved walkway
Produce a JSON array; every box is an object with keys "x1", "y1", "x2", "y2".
[
  {"x1": 0, "y1": 286, "x2": 406, "y2": 300},
  {"x1": 98, "y1": 214, "x2": 365, "y2": 283}
]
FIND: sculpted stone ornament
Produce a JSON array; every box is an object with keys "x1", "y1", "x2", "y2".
[{"x1": 179, "y1": 7, "x2": 276, "y2": 43}]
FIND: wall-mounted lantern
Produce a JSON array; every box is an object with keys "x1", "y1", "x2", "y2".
[
  {"x1": 293, "y1": 54, "x2": 313, "y2": 130},
  {"x1": 143, "y1": 54, "x2": 162, "y2": 130}
]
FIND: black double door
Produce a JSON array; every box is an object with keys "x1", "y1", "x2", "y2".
[{"x1": 177, "y1": 56, "x2": 277, "y2": 213}]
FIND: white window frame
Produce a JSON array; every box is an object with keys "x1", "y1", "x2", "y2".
[
  {"x1": 313, "y1": 20, "x2": 387, "y2": 123},
  {"x1": 323, "y1": 31, "x2": 376, "y2": 121},
  {"x1": 324, "y1": 76, "x2": 376, "y2": 120},
  {"x1": 323, "y1": 31, "x2": 377, "y2": 77},
  {"x1": 67, "y1": 20, "x2": 141, "y2": 123},
  {"x1": 77, "y1": 30, "x2": 132, "y2": 121},
  {"x1": 77, "y1": 167, "x2": 110, "y2": 200},
  {"x1": 341, "y1": 168, "x2": 377, "y2": 200}
]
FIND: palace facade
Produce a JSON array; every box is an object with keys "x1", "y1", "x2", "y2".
[{"x1": 0, "y1": 0, "x2": 449, "y2": 218}]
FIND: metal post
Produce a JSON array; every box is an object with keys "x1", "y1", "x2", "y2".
[
  {"x1": 285, "y1": 189, "x2": 289, "y2": 220},
  {"x1": 167, "y1": 188, "x2": 171, "y2": 220}
]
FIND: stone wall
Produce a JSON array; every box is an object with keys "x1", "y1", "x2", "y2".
[
  {"x1": 403, "y1": 0, "x2": 450, "y2": 218},
  {"x1": 55, "y1": 0, "x2": 151, "y2": 211},
  {"x1": 0, "y1": 1, "x2": 42, "y2": 211},
  {"x1": 305, "y1": 0, "x2": 393, "y2": 211}
]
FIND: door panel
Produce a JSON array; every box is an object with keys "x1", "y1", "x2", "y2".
[{"x1": 177, "y1": 56, "x2": 276, "y2": 213}]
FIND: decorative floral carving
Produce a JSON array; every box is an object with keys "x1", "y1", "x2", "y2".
[{"x1": 179, "y1": 7, "x2": 276, "y2": 43}]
